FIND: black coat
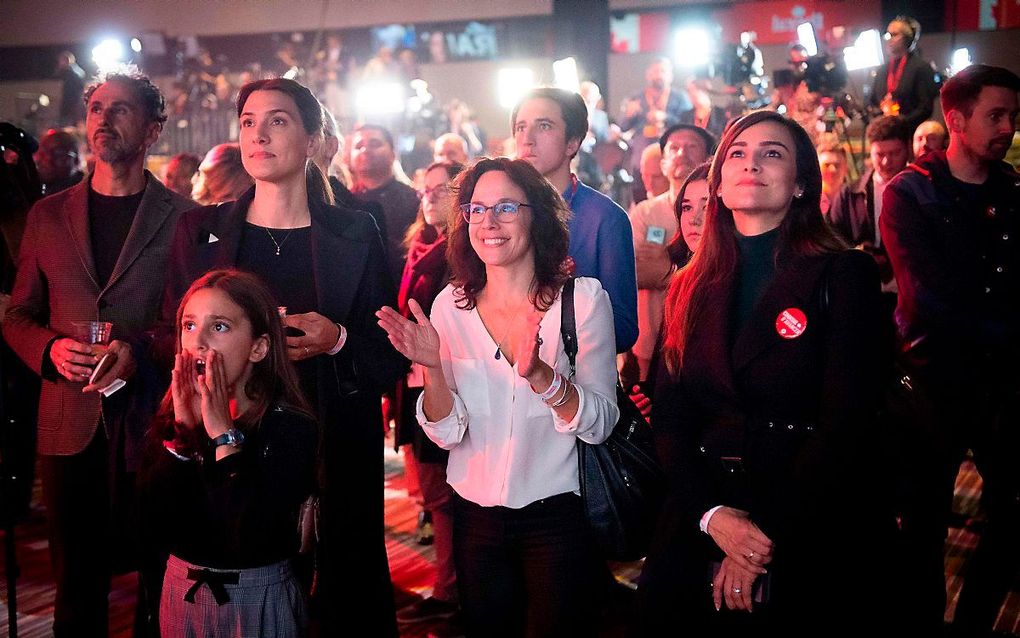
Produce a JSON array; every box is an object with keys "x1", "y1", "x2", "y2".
[
  {"x1": 162, "y1": 189, "x2": 408, "y2": 634},
  {"x1": 637, "y1": 250, "x2": 895, "y2": 633},
  {"x1": 881, "y1": 151, "x2": 1020, "y2": 381}
]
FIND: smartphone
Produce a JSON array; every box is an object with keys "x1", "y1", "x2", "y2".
[
  {"x1": 645, "y1": 225, "x2": 666, "y2": 245},
  {"x1": 89, "y1": 352, "x2": 118, "y2": 385}
]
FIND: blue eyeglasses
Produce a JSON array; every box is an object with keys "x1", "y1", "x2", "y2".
[{"x1": 459, "y1": 201, "x2": 531, "y2": 224}]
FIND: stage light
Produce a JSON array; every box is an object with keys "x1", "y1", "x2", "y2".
[
  {"x1": 797, "y1": 23, "x2": 818, "y2": 57},
  {"x1": 497, "y1": 67, "x2": 534, "y2": 109},
  {"x1": 130, "y1": 38, "x2": 142, "y2": 53},
  {"x1": 949, "y1": 47, "x2": 972, "y2": 76},
  {"x1": 553, "y1": 57, "x2": 580, "y2": 94},
  {"x1": 92, "y1": 38, "x2": 125, "y2": 73},
  {"x1": 673, "y1": 26, "x2": 712, "y2": 68},
  {"x1": 355, "y1": 82, "x2": 407, "y2": 115},
  {"x1": 843, "y1": 29, "x2": 883, "y2": 71}
]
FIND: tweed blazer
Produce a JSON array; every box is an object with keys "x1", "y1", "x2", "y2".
[{"x1": 3, "y1": 173, "x2": 194, "y2": 465}]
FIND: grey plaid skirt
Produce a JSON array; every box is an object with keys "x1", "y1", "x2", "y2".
[{"x1": 159, "y1": 554, "x2": 307, "y2": 637}]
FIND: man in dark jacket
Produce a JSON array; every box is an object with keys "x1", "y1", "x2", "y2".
[
  {"x1": 869, "y1": 16, "x2": 939, "y2": 133},
  {"x1": 828, "y1": 115, "x2": 911, "y2": 293},
  {"x1": 880, "y1": 64, "x2": 1020, "y2": 637}
]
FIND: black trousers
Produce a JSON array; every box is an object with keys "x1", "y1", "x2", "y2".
[
  {"x1": 896, "y1": 373, "x2": 1020, "y2": 634},
  {"x1": 453, "y1": 492, "x2": 600, "y2": 638},
  {"x1": 39, "y1": 429, "x2": 112, "y2": 637}
]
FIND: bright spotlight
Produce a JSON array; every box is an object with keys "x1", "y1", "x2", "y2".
[
  {"x1": 92, "y1": 39, "x2": 125, "y2": 72},
  {"x1": 949, "y1": 47, "x2": 972, "y2": 76},
  {"x1": 843, "y1": 29, "x2": 883, "y2": 71},
  {"x1": 130, "y1": 38, "x2": 143, "y2": 53},
  {"x1": 355, "y1": 82, "x2": 406, "y2": 115},
  {"x1": 797, "y1": 23, "x2": 818, "y2": 57},
  {"x1": 497, "y1": 68, "x2": 535, "y2": 109},
  {"x1": 553, "y1": 57, "x2": 580, "y2": 94},
  {"x1": 673, "y1": 27, "x2": 712, "y2": 68}
]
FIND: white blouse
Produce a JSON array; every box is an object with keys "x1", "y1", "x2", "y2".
[{"x1": 415, "y1": 277, "x2": 619, "y2": 509}]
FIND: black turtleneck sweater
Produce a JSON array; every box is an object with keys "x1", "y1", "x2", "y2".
[{"x1": 733, "y1": 227, "x2": 780, "y2": 333}]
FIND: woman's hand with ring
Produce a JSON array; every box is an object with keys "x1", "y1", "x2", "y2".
[
  {"x1": 712, "y1": 556, "x2": 758, "y2": 613},
  {"x1": 284, "y1": 311, "x2": 339, "y2": 361}
]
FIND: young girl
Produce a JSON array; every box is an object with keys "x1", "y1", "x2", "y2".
[{"x1": 139, "y1": 269, "x2": 317, "y2": 637}]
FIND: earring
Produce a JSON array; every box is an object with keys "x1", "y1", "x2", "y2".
[{"x1": 794, "y1": 191, "x2": 804, "y2": 199}]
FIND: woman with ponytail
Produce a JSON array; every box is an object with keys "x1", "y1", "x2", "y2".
[{"x1": 162, "y1": 78, "x2": 408, "y2": 635}]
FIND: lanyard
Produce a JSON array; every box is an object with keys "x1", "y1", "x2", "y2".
[{"x1": 886, "y1": 56, "x2": 908, "y2": 95}]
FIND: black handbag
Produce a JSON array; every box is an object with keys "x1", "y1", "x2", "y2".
[{"x1": 560, "y1": 279, "x2": 666, "y2": 561}]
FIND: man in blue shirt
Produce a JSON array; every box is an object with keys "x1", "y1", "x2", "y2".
[{"x1": 511, "y1": 87, "x2": 638, "y2": 352}]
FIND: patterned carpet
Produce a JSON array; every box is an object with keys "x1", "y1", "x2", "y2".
[{"x1": 0, "y1": 446, "x2": 1016, "y2": 636}]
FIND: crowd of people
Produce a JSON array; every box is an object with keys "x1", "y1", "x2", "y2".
[{"x1": 1, "y1": 12, "x2": 1019, "y2": 638}]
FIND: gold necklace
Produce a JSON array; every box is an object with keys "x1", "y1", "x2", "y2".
[{"x1": 263, "y1": 227, "x2": 294, "y2": 256}]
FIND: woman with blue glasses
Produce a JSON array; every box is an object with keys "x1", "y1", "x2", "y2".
[{"x1": 377, "y1": 157, "x2": 618, "y2": 637}]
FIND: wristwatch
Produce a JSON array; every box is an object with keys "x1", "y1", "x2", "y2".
[{"x1": 210, "y1": 427, "x2": 245, "y2": 448}]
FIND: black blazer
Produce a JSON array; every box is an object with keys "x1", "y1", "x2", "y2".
[
  {"x1": 869, "y1": 52, "x2": 939, "y2": 132},
  {"x1": 162, "y1": 188, "x2": 407, "y2": 402},
  {"x1": 640, "y1": 250, "x2": 894, "y2": 629}
]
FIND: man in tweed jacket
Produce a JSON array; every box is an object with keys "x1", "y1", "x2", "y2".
[{"x1": 3, "y1": 69, "x2": 193, "y2": 635}]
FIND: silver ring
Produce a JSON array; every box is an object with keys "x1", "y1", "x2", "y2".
[
  {"x1": 61, "y1": 361, "x2": 67, "y2": 371},
  {"x1": 747, "y1": 551, "x2": 755, "y2": 559},
  {"x1": 732, "y1": 587, "x2": 742, "y2": 594}
]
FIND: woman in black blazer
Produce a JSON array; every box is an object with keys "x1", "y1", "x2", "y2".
[
  {"x1": 635, "y1": 110, "x2": 897, "y2": 636},
  {"x1": 162, "y1": 78, "x2": 407, "y2": 636}
]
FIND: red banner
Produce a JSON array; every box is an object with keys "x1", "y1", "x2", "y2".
[
  {"x1": 948, "y1": 0, "x2": 1020, "y2": 30},
  {"x1": 711, "y1": 1, "x2": 882, "y2": 45}
]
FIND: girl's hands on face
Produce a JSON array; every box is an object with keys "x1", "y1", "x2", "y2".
[
  {"x1": 198, "y1": 350, "x2": 233, "y2": 439},
  {"x1": 171, "y1": 350, "x2": 202, "y2": 428}
]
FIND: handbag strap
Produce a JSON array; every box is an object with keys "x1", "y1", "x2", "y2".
[{"x1": 560, "y1": 278, "x2": 577, "y2": 377}]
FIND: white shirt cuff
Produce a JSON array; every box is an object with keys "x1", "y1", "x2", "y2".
[
  {"x1": 700, "y1": 505, "x2": 724, "y2": 534},
  {"x1": 327, "y1": 324, "x2": 347, "y2": 355}
]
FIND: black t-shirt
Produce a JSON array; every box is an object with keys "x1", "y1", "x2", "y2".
[
  {"x1": 237, "y1": 222, "x2": 319, "y2": 403},
  {"x1": 88, "y1": 188, "x2": 144, "y2": 288}
]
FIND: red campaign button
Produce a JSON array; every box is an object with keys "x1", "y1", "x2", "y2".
[{"x1": 775, "y1": 308, "x2": 808, "y2": 339}]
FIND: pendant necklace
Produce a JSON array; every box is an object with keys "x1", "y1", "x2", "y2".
[
  {"x1": 492, "y1": 283, "x2": 536, "y2": 361},
  {"x1": 264, "y1": 227, "x2": 294, "y2": 256}
]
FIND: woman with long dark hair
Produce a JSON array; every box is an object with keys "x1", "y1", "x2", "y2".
[
  {"x1": 140, "y1": 269, "x2": 316, "y2": 636},
  {"x1": 377, "y1": 157, "x2": 618, "y2": 636},
  {"x1": 635, "y1": 110, "x2": 895, "y2": 635},
  {"x1": 163, "y1": 78, "x2": 407, "y2": 635},
  {"x1": 666, "y1": 161, "x2": 710, "y2": 270}
]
